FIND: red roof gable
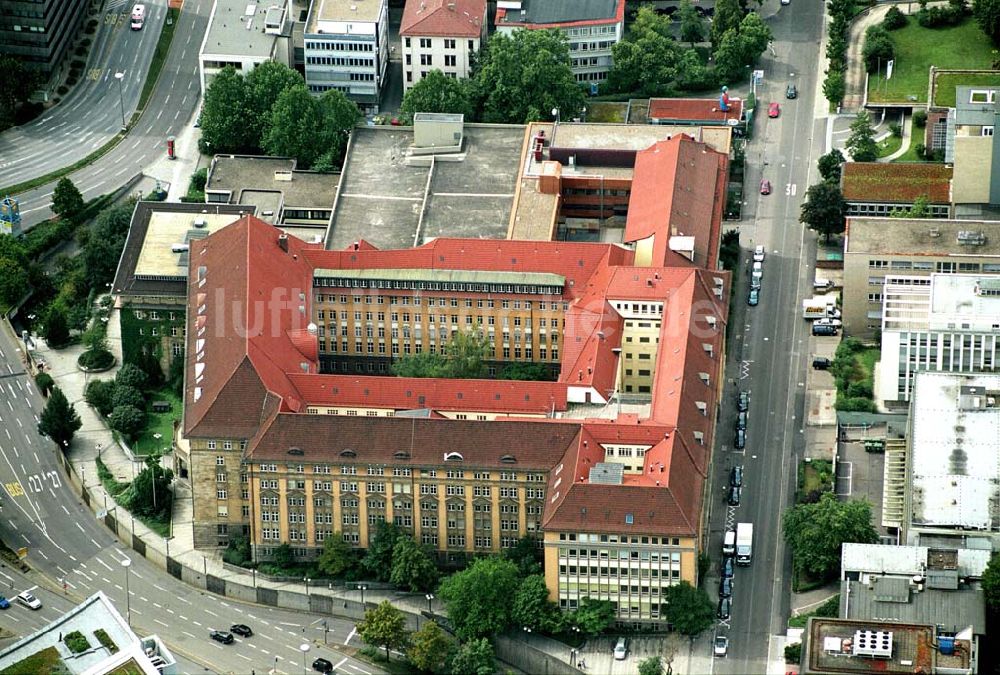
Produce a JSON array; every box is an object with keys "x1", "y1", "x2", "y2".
[
  {"x1": 625, "y1": 136, "x2": 728, "y2": 268},
  {"x1": 401, "y1": 0, "x2": 486, "y2": 37},
  {"x1": 648, "y1": 97, "x2": 744, "y2": 124}
]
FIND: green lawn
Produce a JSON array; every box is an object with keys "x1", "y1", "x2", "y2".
[
  {"x1": 867, "y1": 18, "x2": 995, "y2": 103},
  {"x1": 586, "y1": 102, "x2": 628, "y2": 123},
  {"x1": 132, "y1": 387, "x2": 181, "y2": 456},
  {"x1": 857, "y1": 348, "x2": 880, "y2": 384},
  {"x1": 0, "y1": 647, "x2": 64, "y2": 675},
  {"x1": 933, "y1": 72, "x2": 1000, "y2": 107},
  {"x1": 876, "y1": 133, "x2": 903, "y2": 158}
]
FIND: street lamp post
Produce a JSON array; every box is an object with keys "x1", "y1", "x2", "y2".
[
  {"x1": 425, "y1": 592, "x2": 434, "y2": 613},
  {"x1": 358, "y1": 584, "x2": 367, "y2": 606},
  {"x1": 298, "y1": 643, "x2": 310, "y2": 674},
  {"x1": 611, "y1": 346, "x2": 624, "y2": 415},
  {"x1": 114, "y1": 71, "x2": 126, "y2": 131},
  {"x1": 121, "y1": 558, "x2": 132, "y2": 625},
  {"x1": 304, "y1": 577, "x2": 310, "y2": 597}
]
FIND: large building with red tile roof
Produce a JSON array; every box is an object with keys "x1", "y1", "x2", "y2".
[
  {"x1": 400, "y1": 0, "x2": 487, "y2": 90},
  {"x1": 179, "y1": 202, "x2": 729, "y2": 626}
]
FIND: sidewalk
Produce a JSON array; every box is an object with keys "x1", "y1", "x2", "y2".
[{"x1": 842, "y1": 4, "x2": 892, "y2": 112}]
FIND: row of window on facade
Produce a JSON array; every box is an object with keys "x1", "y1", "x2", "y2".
[
  {"x1": 569, "y1": 41, "x2": 615, "y2": 52},
  {"x1": 868, "y1": 260, "x2": 999, "y2": 272},
  {"x1": 305, "y1": 41, "x2": 375, "y2": 52},
  {"x1": 318, "y1": 312, "x2": 563, "y2": 331},
  {"x1": 324, "y1": 340, "x2": 558, "y2": 361},
  {"x1": 847, "y1": 203, "x2": 950, "y2": 217},
  {"x1": 251, "y1": 465, "x2": 544, "y2": 481},
  {"x1": 405, "y1": 53, "x2": 460, "y2": 67},
  {"x1": 256, "y1": 483, "x2": 543, "y2": 499},
  {"x1": 317, "y1": 294, "x2": 566, "y2": 310},
  {"x1": 403, "y1": 37, "x2": 475, "y2": 50}
]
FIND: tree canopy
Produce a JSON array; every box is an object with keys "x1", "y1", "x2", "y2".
[
  {"x1": 126, "y1": 455, "x2": 173, "y2": 518},
  {"x1": 800, "y1": 181, "x2": 846, "y2": 243},
  {"x1": 846, "y1": 111, "x2": 879, "y2": 162},
  {"x1": 607, "y1": 7, "x2": 684, "y2": 96},
  {"x1": 973, "y1": 0, "x2": 1000, "y2": 43},
  {"x1": 639, "y1": 656, "x2": 665, "y2": 675},
  {"x1": 200, "y1": 66, "x2": 257, "y2": 154},
  {"x1": 679, "y1": 0, "x2": 706, "y2": 45},
  {"x1": 52, "y1": 178, "x2": 85, "y2": 224},
  {"x1": 0, "y1": 55, "x2": 38, "y2": 132},
  {"x1": 362, "y1": 520, "x2": 406, "y2": 581},
  {"x1": 389, "y1": 536, "x2": 439, "y2": 592},
  {"x1": 565, "y1": 597, "x2": 616, "y2": 636},
  {"x1": 662, "y1": 581, "x2": 714, "y2": 635},
  {"x1": 401, "y1": 70, "x2": 474, "y2": 118},
  {"x1": 448, "y1": 638, "x2": 495, "y2": 675},
  {"x1": 474, "y1": 30, "x2": 584, "y2": 123},
  {"x1": 512, "y1": 574, "x2": 563, "y2": 633},
  {"x1": 357, "y1": 601, "x2": 408, "y2": 661},
  {"x1": 0, "y1": 256, "x2": 28, "y2": 308},
  {"x1": 713, "y1": 12, "x2": 772, "y2": 83},
  {"x1": 82, "y1": 203, "x2": 133, "y2": 290},
  {"x1": 783, "y1": 493, "x2": 879, "y2": 579},
  {"x1": 982, "y1": 551, "x2": 1000, "y2": 611},
  {"x1": 38, "y1": 387, "x2": 82, "y2": 449},
  {"x1": 817, "y1": 149, "x2": 845, "y2": 183},
  {"x1": 438, "y1": 556, "x2": 521, "y2": 640},
  {"x1": 407, "y1": 621, "x2": 453, "y2": 673},
  {"x1": 711, "y1": 0, "x2": 744, "y2": 49},
  {"x1": 317, "y1": 533, "x2": 358, "y2": 578},
  {"x1": 392, "y1": 329, "x2": 490, "y2": 379}
]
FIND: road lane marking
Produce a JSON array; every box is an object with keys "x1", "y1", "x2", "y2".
[
  {"x1": 192, "y1": 620, "x2": 202, "y2": 626},
  {"x1": 204, "y1": 609, "x2": 218, "y2": 617},
  {"x1": 75, "y1": 522, "x2": 86, "y2": 533},
  {"x1": 237, "y1": 654, "x2": 252, "y2": 662},
  {"x1": 154, "y1": 619, "x2": 168, "y2": 627},
  {"x1": 183, "y1": 631, "x2": 196, "y2": 638},
  {"x1": 345, "y1": 627, "x2": 356, "y2": 645},
  {"x1": 61, "y1": 505, "x2": 70, "y2": 514},
  {"x1": 153, "y1": 584, "x2": 167, "y2": 592},
  {"x1": 96, "y1": 557, "x2": 112, "y2": 571},
  {"x1": 260, "y1": 633, "x2": 274, "y2": 641}
]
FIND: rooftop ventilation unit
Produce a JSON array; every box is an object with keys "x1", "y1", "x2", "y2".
[
  {"x1": 193, "y1": 217, "x2": 208, "y2": 228},
  {"x1": 957, "y1": 230, "x2": 987, "y2": 246},
  {"x1": 852, "y1": 630, "x2": 893, "y2": 659}
]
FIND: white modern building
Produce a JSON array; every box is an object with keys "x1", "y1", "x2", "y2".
[
  {"x1": 904, "y1": 371, "x2": 1000, "y2": 545},
  {"x1": 877, "y1": 274, "x2": 1000, "y2": 405},
  {"x1": 494, "y1": 0, "x2": 625, "y2": 87},
  {"x1": 400, "y1": 0, "x2": 487, "y2": 91},
  {"x1": 304, "y1": 0, "x2": 390, "y2": 113},
  {"x1": 199, "y1": 0, "x2": 291, "y2": 94}
]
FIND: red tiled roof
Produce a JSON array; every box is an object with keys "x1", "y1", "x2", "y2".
[
  {"x1": 184, "y1": 216, "x2": 317, "y2": 437},
  {"x1": 648, "y1": 97, "x2": 744, "y2": 124},
  {"x1": 287, "y1": 372, "x2": 567, "y2": 414},
  {"x1": 625, "y1": 136, "x2": 728, "y2": 269},
  {"x1": 247, "y1": 413, "x2": 582, "y2": 470},
  {"x1": 841, "y1": 162, "x2": 952, "y2": 204},
  {"x1": 401, "y1": 0, "x2": 486, "y2": 37}
]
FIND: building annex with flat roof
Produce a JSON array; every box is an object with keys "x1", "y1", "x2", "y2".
[
  {"x1": 198, "y1": 0, "x2": 291, "y2": 94},
  {"x1": 840, "y1": 163, "x2": 952, "y2": 219},
  {"x1": 841, "y1": 217, "x2": 1000, "y2": 337},
  {"x1": 178, "y1": 214, "x2": 729, "y2": 628}
]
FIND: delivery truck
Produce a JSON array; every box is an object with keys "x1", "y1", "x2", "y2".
[
  {"x1": 802, "y1": 296, "x2": 837, "y2": 320},
  {"x1": 736, "y1": 522, "x2": 753, "y2": 566}
]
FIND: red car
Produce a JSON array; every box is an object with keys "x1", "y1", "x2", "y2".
[
  {"x1": 768, "y1": 102, "x2": 780, "y2": 118},
  {"x1": 760, "y1": 179, "x2": 771, "y2": 195}
]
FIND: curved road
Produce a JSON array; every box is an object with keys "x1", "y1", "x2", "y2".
[
  {"x1": 0, "y1": 326, "x2": 381, "y2": 675},
  {"x1": 0, "y1": 1, "x2": 166, "y2": 189},
  {"x1": 14, "y1": 0, "x2": 211, "y2": 228}
]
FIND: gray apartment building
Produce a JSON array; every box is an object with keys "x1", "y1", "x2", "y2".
[
  {"x1": 842, "y1": 217, "x2": 1000, "y2": 338},
  {"x1": 0, "y1": 0, "x2": 89, "y2": 75},
  {"x1": 304, "y1": 0, "x2": 389, "y2": 113}
]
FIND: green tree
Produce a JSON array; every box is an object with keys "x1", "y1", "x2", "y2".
[
  {"x1": 315, "y1": 89, "x2": 361, "y2": 168},
  {"x1": 890, "y1": 195, "x2": 931, "y2": 218},
  {"x1": 244, "y1": 60, "x2": 305, "y2": 148},
  {"x1": 862, "y1": 25, "x2": 895, "y2": 72},
  {"x1": 474, "y1": 30, "x2": 584, "y2": 123},
  {"x1": 82, "y1": 203, "x2": 134, "y2": 290},
  {"x1": 504, "y1": 536, "x2": 542, "y2": 575},
  {"x1": 85, "y1": 379, "x2": 116, "y2": 417},
  {"x1": 126, "y1": 455, "x2": 173, "y2": 518},
  {"x1": 362, "y1": 520, "x2": 406, "y2": 581},
  {"x1": 974, "y1": 0, "x2": 1000, "y2": 43},
  {"x1": 168, "y1": 351, "x2": 184, "y2": 398},
  {"x1": 391, "y1": 351, "x2": 452, "y2": 378},
  {"x1": 438, "y1": 556, "x2": 521, "y2": 640},
  {"x1": 822, "y1": 70, "x2": 846, "y2": 105},
  {"x1": 38, "y1": 387, "x2": 82, "y2": 449},
  {"x1": 390, "y1": 537, "x2": 439, "y2": 592},
  {"x1": 111, "y1": 384, "x2": 144, "y2": 411},
  {"x1": 200, "y1": 66, "x2": 256, "y2": 154},
  {"x1": 607, "y1": 7, "x2": 683, "y2": 95},
  {"x1": 799, "y1": 181, "x2": 846, "y2": 243},
  {"x1": 115, "y1": 363, "x2": 149, "y2": 391},
  {"x1": 817, "y1": 149, "x2": 845, "y2": 182},
  {"x1": 263, "y1": 85, "x2": 326, "y2": 168},
  {"x1": 34, "y1": 372, "x2": 55, "y2": 397},
  {"x1": 566, "y1": 597, "x2": 615, "y2": 636},
  {"x1": 639, "y1": 656, "x2": 665, "y2": 675},
  {"x1": 448, "y1": 638, "x2": 495, "y2": 675},
  {"x1": 0, "y1": 235, "x2": 27, "y2": 268},
  {"x1": 713, "y1": 12, "x2": 772, "y2": 82},
  {"x1": 662, "y1": 581, "x2": 714, "y2": 635},
  {"x1": 407, "y1": 621, "x2": 453, "y2": 673},
  {"x1": 317, "y1": 532, "x2": 358, "y2": 578},
  {"x1": 512, "y1": 574, "x2": 562, "y2": 633},
  {"x1": 499, "y1": 362, "x2": 552, "y2": 381},
  {"x1": 223, "y1": 534, "x2": 252, "y2": 566},
  {"x1": 0, "y1": 55, "x2": 38, "y2": 131},
  {"x1": 783, "y1": 493, "x2": 879, "y2": 579},
  {"x1": 357, "y1": 601, "x2": 408, "y2": 661},
  {"x1": 272, "y1": 543, "x2": 294, "y2": 568},
  {"x1": 711, "y1": 0, "x2": 743, "y2": 49},
  {"x1": 0, "y1": 256, "x2": 29, "y2": 307},
  {"x1": 679, "y1": 0, "x2": 705, "y2": 45},
  {"x1": 109, "y1": 404, "x2": 145, "y2": 441},
  {"x1": 982, "y1": 551, "x2": 1000, "y2": 611},
  {"x1": 401, "y1": 70, "x2": 474, "y2": 118},
  {"x1": 42, "y1": 305, "x2": 71, "y2": 348},
  {"x1": 52, "y1": 177, "x2": 85, "y2": 223},
  {"x1": 846, "y1": 111, "x2": 878, "y2": 162},
  {"x1": 444, "y1": 329, "x2": 489, "y2": 378}
]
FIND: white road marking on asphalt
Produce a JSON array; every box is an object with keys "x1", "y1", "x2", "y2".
[
  {"x1": 102, "y1": 577, "x2": 111, "y2": 585},
  {"x1": 154, "y1": 619, "x2": 168, "y2": 627},
  {"x1": 56, "y1": 565, "x2": 67, "y2": 577},
  {"x1": 344, "y1": 627, "x2": 356, "y2": 645},
  {"x1": 183, "y1": 631, "x2": 196, "y2": 638},
  {"x1": 179, "y1": 615, "x2": 188, "y2": 621},
  {"x1": 349, "y1": 665, "x2": 373, "y2": 675},
  {"x1": 131, "y1": 608, "x2": 141, "y2": 615},
  {"x1": 260, "y1": 649, "x2": 270, "y2": 655},
  {"x1": 32, "y1": 452, "x2": 38, "y2": 463},
  {"x1": 20, "y1": 533, "x2": 29, "y2": 544},
  {"x1": 75, "y1": 522, "x2": 86, "y2": 533},
  {"x1": 260, "y1": 633, "x2": 274, "y2": 641},
  {"x1": 37, "y1": 549, "x2": 47, "y2": 560},
  {"x1": 278, "y1": 622, "x2": 296, "y2": 627},
  {"x1": 96, "y1": 557, "x2": 112, "y2": 571},
  {"x1": 153, "y1": 584, "x2": 167, "y2": 592},
  {"x1": 193, "y1": 620, "x2": 202, "y2": 626},
  {"x1": 236, "y1": 654, "x2": 252, "y2": 662},
  {"x1": 68, "y1": 554, "x2": 76, "y2": 562},
  {"x1": 153, "y1": 602, "x2": 162, "y2": 609},
  {"x1": 288, "y1": 647, "x2": 301, "y2": 656},
  {"x1": 204, "y1": 609, "x2": 218, "y2": 617},
  {"x1": 61, "y1": 505, "x2": 69, "y2": 515},
  {"x1": 334, "y1": 658, "x2": 348, "y2": 672},
  {"x1": 166, "y1": 608, "x2": 174, "y2": 615},
  {"x1": 177, "y1": 596, "x2": 191, "y2": 604},
  {"x1": 90, "y1": 538, "x2": 101, "y2": 548}
]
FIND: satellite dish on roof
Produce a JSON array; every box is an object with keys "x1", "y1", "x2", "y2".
[{"x1": 727, "y1": 119, "x2": 738, "y2": 126}]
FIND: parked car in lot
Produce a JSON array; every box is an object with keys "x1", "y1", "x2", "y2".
[
  {"x1": 812, "y1": 357, "x2": 832, "y2": 370},
  {"x1": 230, "y1": 624, "x2": 253, "y2": 637},
  {"x1": 717, "y1": 596, "x2": 732, "y2": 620},
  {"x1": 734, "y1": 427, "x2": 746, "y2": 449},
  {"x1": 747, "y1": 288, "x2": 760, "y2": 306},
  {"x1": 312, "y1": 658, "x2": 334, "y2": 673},
  {"x1": 613, "y1": 637, "x2": 629, "y2": 660},
  {"x1": 750, "y1": 275, "x2": 761, "y2": 290},
  {"x1": 814, "y1": 317, "x2": 842, "y2": 328},
  {"x1": 759, "y1": 179, "x2": 771, "y2": 195},
  {"x1": 736, "y1": 411, "x2": 748, "y2": 431},
  {"x1": 737, "y1": 390, "x2": 749, "y2": 412},
  {"x1": 768, "y1": 102, "x2": 780, "y2": 118},
  {"x1": 752, "y1": 261, "x2": 763, "y2": 282},
  {"x1": 722, "y1": 556, "x2": 735, "y2": 579},
  {"x1": 753, "y1": 245, "x2": 765, "y2": 262},
  {"x1": 786, "y1": 83, "x2": 797, "y2": 98},
  {"x1": 730, "y1": 465, "x2": 743, "y2": 488},
  {"x1": 727, "y1": 485, "x2": 742, "y2": 506},
  {"x1": 714, "y1": 635, "x2": 729, "y2": 657},
  {"x1": 209, "y1": 630, "x2": 234, "y2": 644},
  {"x1": 0, "y1": 596, "x2": 10, "y2": 610},
  {"x1": 719, "y1": 576, "x2": 733, "y2": 598},
  {"x1": 16, "y1": 591, "x2": 40, "y2": 610},
  {"x1": 812, "y1": 322, "x2": 838, "y2": 337}
]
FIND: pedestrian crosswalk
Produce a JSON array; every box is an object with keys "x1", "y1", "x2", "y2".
[{"x1": 105, "y1": 0, "x2": 130, "y2": 12}]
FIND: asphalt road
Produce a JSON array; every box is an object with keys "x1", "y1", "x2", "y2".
[
  {"x1": 14, "y1": 0, "x2": 211, "y2": 228},
  {"x1": 0, "y1": 1, "x2": 166, "y2": 189},
  {"x1": 0, "y1": 326, "x2": 380, "y2": 675},
  {"x1": 707, "y1": 0, "x2": 826, "y2": 672}
]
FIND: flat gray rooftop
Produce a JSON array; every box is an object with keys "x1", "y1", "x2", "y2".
[
  {"x1": 842, "y1": 579, "x2": 986, "y2": 633},
  {"x1": 545, "y1": 121, "x2": 732, "y2": 155},
  {"x1": 308, "y1": 0, "x2": 384, "y2": 29},
  {"x1": 206, "y1": 155, "x2": 339, "y2": 211},
  {"x1": 499, "y1": 0, "x2": 619, "y2": 25},
  {"x1": 326, "y1": 125, "x2": 524, "y2": 251},
  {"x1": 204, "y1": 0, "x2": 284, "y2": 57},
  {"x1": 846, "y1": 217, "x2": 1000, "y2": 256}
]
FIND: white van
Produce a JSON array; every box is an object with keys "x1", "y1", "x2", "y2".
[
  {"x1": 723, "y1": 529, "x2": 736, "y2": 556},
  {"x1": 751, "y1": 261, "x2": 763, "y2": 281},
  {"x1": 613, "y1": 637, "x2": 628, "y2": 660}
]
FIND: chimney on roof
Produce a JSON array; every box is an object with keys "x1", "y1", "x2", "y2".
[
  {"x1": 448, "y1": 1, "x2": 455, "y2": 8},
  {"x1": 353, "y1": 241, "x2": 360, "y2": 250},
  {"x1": 278, "y1": 233, "x2": 289, "y2": 252}
]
